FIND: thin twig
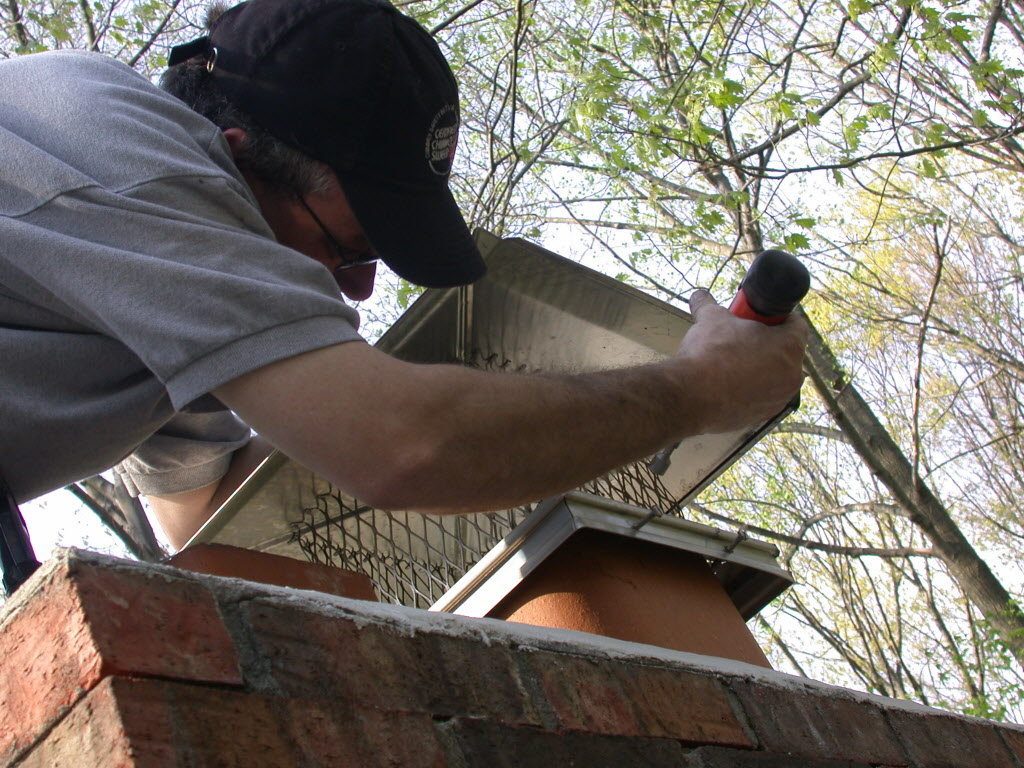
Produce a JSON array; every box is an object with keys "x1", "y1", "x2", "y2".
[
  {"x1": 911, "y1": 222, "x2": 948, "y2": 492},
  {"x1": 691, "y1": 502, "x2": 935, "y2": 558},
  {"x1": 431, "y1": 0, "x2": 489, "y2": 35}
]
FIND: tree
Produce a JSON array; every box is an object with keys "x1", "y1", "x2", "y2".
[
  {"x1": 5, "y1": 0, "x2": 1024, "y2": 716},
  {"x1": 420, "y1": 0, "x2": 1024, "y2": 712}
]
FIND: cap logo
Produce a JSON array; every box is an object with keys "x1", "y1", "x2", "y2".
[{"x1": 426, "y1": 104, "x2": 459, "y2": 176}]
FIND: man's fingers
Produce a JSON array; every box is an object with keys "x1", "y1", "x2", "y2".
[{"x1": 688, "y1": 288, "x2": 720, "y2": 320}]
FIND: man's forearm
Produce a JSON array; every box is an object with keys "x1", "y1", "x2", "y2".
[
  {"x1": 381, "y1": 357, "x2": 707, "y2": 514},
  {"x1": 215, "y1": 295, "x2": 807, "y2": 516}
]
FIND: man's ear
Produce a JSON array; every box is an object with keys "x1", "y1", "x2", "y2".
[
  {"x1": 222, "y1": 127, "x2": 249, "y2": 160},
  {"x1": 220, "y1": 127, "x2": 267, "y2": 203}
]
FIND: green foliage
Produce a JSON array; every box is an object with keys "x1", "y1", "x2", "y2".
[
  {"x1": 847, "y1": 0, "x2": 873, "y2": 21},
  {"x1": 843, "y1": 115, "x2": 870, "y2": 153},
  {"x1": 395, "y1": 280, "x2": 423, "y2": 312},
  {"x1": 2, "y1": 0, "x2": 182, "y2": 69},
  {"x1": 706, "y1": 76, "x2": 745, "y2": 109},
  {"x1": 782, "y1": 232, "x2": 810, "y2": 251}
]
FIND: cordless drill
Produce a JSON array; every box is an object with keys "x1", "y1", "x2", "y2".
[{"x1": 648, "y1": 249, "x2": 811, "y2": 476}]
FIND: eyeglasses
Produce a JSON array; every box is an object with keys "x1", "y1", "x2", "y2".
[{"x1": 299, "y1": 196, "x2": 378, "y2": 271}]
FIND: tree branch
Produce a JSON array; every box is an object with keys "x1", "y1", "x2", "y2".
[
  {"x1": 5, "y1": 0, "x2": 29, "y2": 49},
  {"x1": 431, "y1": 0, "x2": 491, "y2": 35},
  {"x1": 78, "y1": 0, "x2": 97, "y2": 50},
  {"x1": 690, "y1": 502, "x2": 935, "y2": 558},
  {"x1": 774, "y1": 422, "x2": 851, "y2": 442}
]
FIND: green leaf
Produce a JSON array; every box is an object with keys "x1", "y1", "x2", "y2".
[
  {"x1": 844, "y1": 115, "x2": 869, "y2": 151},
  {"x1": 696, "y1": 204, "x2": 726, "y2": 231},
  {"x1": 872, "y1": 43, "x2": 897, "y2": 68},
  {"x1": 689, "y1": 120, "x2": 713, "y2": 145},
  {"x1": 923, "y1": 122, "x2": 947, "y2": 145},
  {"x1": 970, "y1": 60, "x2": 1004, "y2": 85},
  {"x1": 948, "y1": 25, "x2": 972, "y2": 43},
  {"x1": 783, "y1": 232, "x2": 810, "y2": 251},
  {"x1": 395, "y1": 280, "x2": 423, "y2": 310},
  {"x1": 920, "y1": 157, "x2": 938, "y2": 178},
  {"x1": 867, "y1": 102, "x2": 893, "y2": 121},
  {"x1": 707, "y1": 77, "x2": 744, "y2": 109},
  {"x1": 848, "y1": 0, "x2": 872, "y2": 20}
]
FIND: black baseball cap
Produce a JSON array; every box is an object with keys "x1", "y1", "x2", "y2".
[{"x1": 169, "y1": 0, "x2": 485, "y2": 288}]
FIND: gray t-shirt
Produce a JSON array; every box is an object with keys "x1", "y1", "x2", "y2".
[{"x1": 0, "y1": 51, "x2": 364, "y2": 502}]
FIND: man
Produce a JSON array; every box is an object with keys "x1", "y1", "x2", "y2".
[{"x1": 0, "y1": 0, "x2": 808, "y2": 552}]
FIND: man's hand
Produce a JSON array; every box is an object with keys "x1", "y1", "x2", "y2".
[{"x1": 676, "y1": 289, "x2": 809, "y2": 435}]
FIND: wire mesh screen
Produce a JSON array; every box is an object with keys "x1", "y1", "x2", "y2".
[
  {"x1": 288, "y1": 347, "x2": 682, "y2": 610},
  {"x1": 291, "y1": 488, "x2": 535, "y2": 608}
]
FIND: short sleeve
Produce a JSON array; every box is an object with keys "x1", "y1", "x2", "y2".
[
  {"x1": 114, "y1": 404, "x2": 251, "y2": 497},
  {"x1": 5, "y1": 171, "x2": 364, "y2": 409},
  {"x1": 0, "y1": 51, "x2": 366, "y2": 501}
]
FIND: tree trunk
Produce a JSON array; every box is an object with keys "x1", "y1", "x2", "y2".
[
  {"x1": 68, "y1": 476, "x2": 163, "y2": 562},
  {"x1": 802, "y1": 317, "x2": 1024, "y2": 666}
]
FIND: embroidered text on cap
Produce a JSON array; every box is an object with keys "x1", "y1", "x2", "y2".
[{"x1": 426, "y1": 104, "x2": 459, "y2": 176}]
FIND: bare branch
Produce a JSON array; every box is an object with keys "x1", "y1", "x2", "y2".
[
  {"x1": 774, "y1": 422, "x2": 850, "y2": 442},
  {"x1": 725, "y1": 71, "x2": 872, "y2": 166},
  {"x1": 910, "y1": 223, "x2": 948, "y2": 488},
  {"x1": 690, "y1": 502, "x2": 936, "y2": 559},
  {"x1": 979, "y1": 0, "x2": 1004, "y2": 62},
  {"x1": 431, "y1": 0, "x2": 490, "y2": 35},
  {"x1": 128, "y1": 0, "x2": 182, "y2": 68},
  {"x1": 70, "y1": 476, "x2": 162, "y2": 561},
  {"x1": 78, "y1": 0, "x2": 97, "y2": 49},
  {"x1": 4, "y1": 0, "x2": 29, "y2": 48}
]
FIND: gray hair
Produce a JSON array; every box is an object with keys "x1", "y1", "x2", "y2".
[{"x1": 160, "y1": 46, "x2": 332, "y2": 198}]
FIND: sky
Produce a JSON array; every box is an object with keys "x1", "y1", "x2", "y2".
[{"x1": 21, "y1": 488, "x2": 136, "y2": 561}]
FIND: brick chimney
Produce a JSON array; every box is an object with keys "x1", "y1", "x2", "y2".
[{"x1": 3, "y1": 549, "x2": 1023, "y2": 767}]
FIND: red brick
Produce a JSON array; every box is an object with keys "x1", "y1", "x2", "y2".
[
  {"x1": 523, "y1": 652, "x2": 638, "y2": 734},
  {"x1": 15, "y1": 677, "x2": 162, "y2": 768},
  {"x1": 728, "y1": 680, "x2": 908, "y2": 765},
  {"x1": 521, "y1": 651, "x2": 753, "y2": 747},
  {"x1": 11, "y1": 553, "x2": 1024, "y2": 768},
  {"x1": 885, "y1": 708, "x2": 1017, "y2": 768},
  {"x1": 70, "y1": 558, "x2": 242, "y2": 684},
  {"x1": 18, "y1": 677, "x2": 300, "y2": 767},
  {"x1": 240, "y1": 598, "x2": 541, "y2": 724},
  {"x1": 998, "y1": 724, "x2": 1024, "y2": 763},
  {"x1": 0, "y1": 554, "x2": 241, "y2": 764},
  {"x1": 286, "y1": 700, "x2": 446, "y2": 767},
  {"x1": 160, "y1": 681, "x2": 299, "y2": 766},
  {"x1": 683, "y1": 746, "x2": 887, "y2": 767},
  {"x1": 17, "y1": 676, "x2": 453, "y2": 768},
  {"x1": 438, "y1": 718, "x2": 690, "y2": 767}
]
